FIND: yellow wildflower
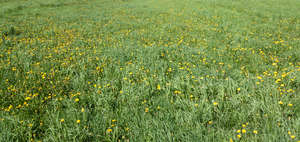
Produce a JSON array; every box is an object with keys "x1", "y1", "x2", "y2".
[
  {"x1": 157, "y1": 84, "x2": 161, "y2": 90},
  {"x1": 242, "y1": 129, "x2": 246, "y2": 134},
  {"x1": 290, "y1": 135, "x2": 295, "y2": 139},
  {"x1": 107, "y1": 128, "x2": 112, "y2": 133}
]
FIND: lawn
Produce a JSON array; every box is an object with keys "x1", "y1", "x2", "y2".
[{"x1": 0, "y1": 0, "x2": 300, "y2": 141}]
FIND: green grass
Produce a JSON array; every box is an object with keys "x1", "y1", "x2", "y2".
[{"x1": 0, "y1": 0, "x2": 300, "y2": 141}]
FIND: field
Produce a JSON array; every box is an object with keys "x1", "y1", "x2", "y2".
[{"x1": 0, "y1": 0, "x2": 300, "y2": 141}]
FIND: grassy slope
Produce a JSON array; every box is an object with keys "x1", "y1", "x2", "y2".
[{"x1": 0, "y1": 0, "x2": 300, "y2": 141}]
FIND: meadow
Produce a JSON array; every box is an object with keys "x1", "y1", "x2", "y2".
[{"x1": 0, "y1": 0, "x2": 300, "y2": 141}]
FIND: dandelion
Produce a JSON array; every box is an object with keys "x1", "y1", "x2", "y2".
[
  {"x1": 76, "y1": 120, "x2": 80, "y2": 123},
  {"x1": 157, "y1": 106, "x2": 160, "y2": 110},
  {"x1": 174, "y1": 90, "x2": 181, "y2": 94},
  {"x1": 157, "y1": 84, "x2": 161, "y2": 90},
  {"x1": 278, "y1": 101, "x2": 283, "y2": 105},
  {"x1": 107, "y1": 128, "x2": 112, "y2": 133},
  {"x1": 290, "y1": 135, "x2": 295, "y2": 139},
  {"x1": 236, "y1": 129, "x2": 241, "y2": 133},
  {"x1": 213, "y1": 102, "x2": 218, "y2": 106},
  {"x1": 145, "y1": 108, "x2": 149, "y2": 112},
  {"x1": 237, "y1": 134, "x2": 241, "y2": 138},
  {"x1": 253, "y1": 130, "x2": 258, "y2": 134},
  {"x1": 242, "y1": 129, "x2": 246, "y2": 134},
  {"x1": 60, "y1": 119, "x2": 65, "y2": 122},
  {"x1": 208, "y1": 121, "x2": 213, "y2": 125},
  {"x1": 81, "y1": 108, "x2": 85, "y2": 112},
  {"x1": 75, "y1": 98, "x2": 79, "y2": 102},
  {"x1": 112, "y1": 119, "x2": 117, "y2": 122},
  {"x1": 275, "y1": 79, "x2": 281, "y2": 83},
  {"x1": 288, "y1": 103, "x2": 293, "y2": 107}
]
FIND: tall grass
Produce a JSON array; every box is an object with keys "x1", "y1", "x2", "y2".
[{"x1": 0, "y1": 0, "x2": 299, "y2": 141}]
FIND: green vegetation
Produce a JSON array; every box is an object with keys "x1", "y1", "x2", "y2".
[{"x1": 1, "y1": 0, "x2": 300, "y2": 141}]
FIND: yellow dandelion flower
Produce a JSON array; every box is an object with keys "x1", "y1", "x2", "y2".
[
  {"x1": 28, "y1": 123, "x2": 33, "y2": 127},
  {"x1": 112, "y1": 119, "x2": 117, "y2": 122},
  {"x1": 157, "y1": 106, "x2": 160, "y2": 110},
  {"x1": 229, "y1": 138, "x2": 233, "y2": 142},
  {"x1": 288, "y1": 103, "x2": 293, "y2": 107},
  {"x1": 81, "y1": 108, "x2": 85, "y2": 112},
  {"x1": 278, "y1": 101, "x2": 283, "y2": 105},
  {"x1": 75, "y1": 98, "x2": 79, "y2": 102},
  {"x1": 236, "y1": 129, "x2": 241, "y2": 133},
  {"x1": 174, "y1": 90, "x2": 181, "y2": 94},
  {"x1": 107, "y1": 128, "x2": 112, "y2": 133},
  {"x1": 290, "y1": 135, "x2": 295, "y2": 139},
  {"x1": 242, "y1": 129, "x2": 246, "y2": 134},
  {"x1": 60, "y1": 119, "x2": 65, "y2": 122},
  {"x1": 237, "y1": 134, "x2": 241, "y2": 138},
  {"x1": 157, "y1": 84, "x2": 161, "y2": 90},
  {"x1": 253, "y1": 130, "x2": 258, "y2": 134},
  {"x1": 213, "y1": 102, "x2": 218, "y2": 106},
  {"x1": 145, "y1": 108, "x2": 149, "y2": 112},
  {"x1": 208, "y1": 121, "x2": 213, "y2": 125},
  {"x1": 76, "y1": 120, "x2": 80, "y2": 123},
  {"x1": 25, "y1": 97, "x2": 31, "y2": 101}
]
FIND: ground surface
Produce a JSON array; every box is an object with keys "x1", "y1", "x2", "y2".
[{"x1": 0, "y1": 0, "x2": 300, "y2": 141}]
